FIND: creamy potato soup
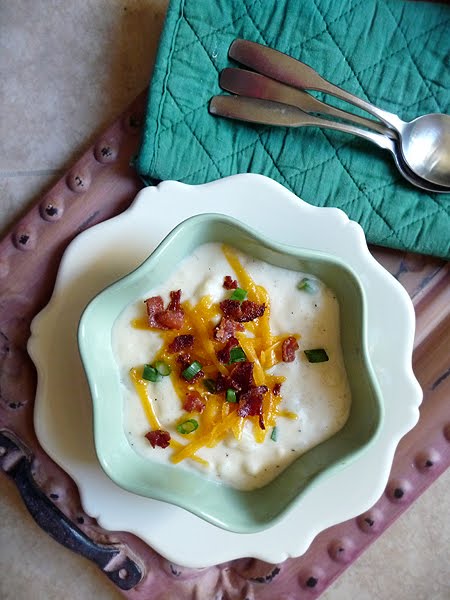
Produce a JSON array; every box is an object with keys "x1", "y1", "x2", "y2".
[{"x1": 112, "y1": 243, "x2": 351, "y2": 491}]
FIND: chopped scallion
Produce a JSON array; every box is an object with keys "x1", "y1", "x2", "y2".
[
  {"x1": 270, "y1": 427, "x2": 278, "y2": 442},
  {"x1": 154, "y1": 360, "x2": 171, "y2": 376},
  {"x1": 203, "y1": 378, "x2": 217, "y2": 393},
  {"x1": 228, "y1": 346, "x2": 246, "y2": 364},
  {"x1": 182, "y1": 360, "x2": 203, "y2": 380},
  {"x1": 304, "y1": 348, "x2": 329, "y2": 363},
  {"x1": 142, "y1": 364, "x2": 163, "y2": 382},
  {"x1": 297, "y1": 277, "x2": 318, "y2": 293},
  {"x1": 230, "y1": 287, "x2": 247, "y2": 301},
  {"x1": 226, "y1": 388, "x2": 237, "y2": 403},
  {"x1": 176, "y1": 419, "x2": 199, "y2": 434}
]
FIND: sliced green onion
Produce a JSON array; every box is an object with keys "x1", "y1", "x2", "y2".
[
  {"x1": 226, "y1": 388, "x2": 237, "y2": 403},
  {"x1": 176, "y1": 419, "x2": 199, "y2": 434},
  {"x1": 154, "y1": 360, "x2": 171, "y2": 376},
  {"x1": 230, "y1": 287, "x2": 247, "y2": 301},
  {"x1": 270, "y1": 427, "x2": 278, "y2": 442},
  {"x1": 304, "y1": 348, "x2": 329, "y2": 363},
  {"x1": 297, "y1": 277, "x2": 318, "y2": 293},
  {"x1": 182, "y1": 360, "x2": 203, "y2": 380},
  {"x1": 203, "y1": 378, "x2": 217, "y2": 393},
  {"x1": 142, "y1": 364, "x2": 163, "y2": 382},
  {"x1": 228, "y1": 346, "x2": 246, "y2": 364}
]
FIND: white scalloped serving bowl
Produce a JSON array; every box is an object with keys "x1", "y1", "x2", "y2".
[{"x1": 28, "y1": 174, "x2": 422, "y2": 567}]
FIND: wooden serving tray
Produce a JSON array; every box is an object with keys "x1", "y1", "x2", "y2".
[{"x1": 0, "y1": 90, "x2": 449, "y2": 599}]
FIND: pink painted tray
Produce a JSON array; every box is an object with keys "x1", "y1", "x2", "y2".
[{"x1": 0, "y1": 91, "x2": 449, "y2": 599}]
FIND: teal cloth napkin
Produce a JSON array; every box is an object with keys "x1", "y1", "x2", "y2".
[{"x1": 136, "y1": 0, "x2": 450, "y2": 259}]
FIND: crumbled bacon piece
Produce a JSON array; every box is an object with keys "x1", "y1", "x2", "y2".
[
  {"x1": 183, "y1": 391, "x2": 205, "y2": 413},
  {"x1": 229, "y1": 361, "x2": 254, "y2": 393},
  {"x1": 155, "y1": 310, "x2": 184, "y2": 330},
  {"x1": 223, "y1": 275, "x2": 238, "y2": 290},
  {"x1": 145, "y1": 429, "x2": 171, "y2": 449},
  {"x1": 145, "y1": 296, "x2": 164, "y2": 328},
  {"x1": 237, "y1": 385, "x2": 268, "y2": 429},
  {"x1": 220, "y1": 299, "x2": 266, "y2": 323},
  {"x1": 176, "y1": 353, "x2": 191, "y2": 367},
  {"x1": 216, "y1": 336, "x2": 239, "y2": 364},
  {"x1": 281, "y1": 336, "x2": 299, "y2": 362},
  {"x1": 273, "y1": 382, "x2": 282, "y2": 396},
  {"x1": 215, "y1": 372, "x2": 231, "y2": 392},
  {"x1": 167, "y1": 289, "x2": 181, "y2": 311},
  {"x1": 168, "y1": 334, "x2": 194, "y2": 353},
  {"x1": 214, "y1": 317, "x2": 244, "y2": 342},
  {"x1": 144, "y1": 290, "x2": 184, "y2": 330}
]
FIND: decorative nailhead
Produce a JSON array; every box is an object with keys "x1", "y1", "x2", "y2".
[
  {"x1": 8, "y1": 402, "x2": 24, "y2": 410},
  {"x1": 298, "y1": 568, "x2": 325, "y2": 592},
  {"x1": 414, "y1": 449, "x2": 440, "y2": 472},
  {"x1": 327, "y1": 538, "x2": 354, "y2": 564},
  {"x1": 13, "y1": 227, "x2": 36, "y2": 251},
  {"x1": 123, "y1": 111, "x2": 143, "y2": 134},
  {"x1": 67, "y1": 169, "x2": 91, "y2": 193},
  {"x1": 40, "y1": 197, "x2": 64, "y2": 222},
  {"x1": 0, "y1": 446, "x2": 6, "y2": 457},
  {"x1": 94, "y1": 140, "x2": 119, "y2": 164},
  {"x1": 386, "y1": 479, "x2": 412, "y2": 502},
  {"x1": 357, "y1": 508, "x2": 383, "y2": 533}
]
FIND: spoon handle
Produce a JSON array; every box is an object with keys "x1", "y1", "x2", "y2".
[
  {"x1": 220, "y1": 68, "x2": 396, "y2": 138},
  {"x1": 229, "y1": 39, "x2": 404, "y2": 131},
  {"x1": 210, "y1": 95, "x2": 392, "y2": 149}
]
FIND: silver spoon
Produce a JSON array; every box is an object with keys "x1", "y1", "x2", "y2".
[
  {"x1": 220, "y1": 68, "x2": 396, "y2": 138},
  {"x1": 229, "y1": 39, "x2": 450, "y2": 188},
  {"x1": 209, "y1": 95, "x2": 450, "y2": 194}
]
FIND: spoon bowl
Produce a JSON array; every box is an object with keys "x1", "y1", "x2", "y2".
[{"x1": 400, "y1": 114, "x2": 450, "y2": 188}]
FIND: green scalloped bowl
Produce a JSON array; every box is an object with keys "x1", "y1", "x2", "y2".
[{"x1": 78, "y1": 213, "x2": 383, "y2": 533}]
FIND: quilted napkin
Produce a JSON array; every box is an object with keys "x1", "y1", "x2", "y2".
[{"x1": 136, "y1": 0, "x2": 450, "y2": 259}]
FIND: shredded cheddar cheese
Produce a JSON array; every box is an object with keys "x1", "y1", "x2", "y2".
[{"x1": 131, "y1": 245, "x2": 299, "y2": 465}]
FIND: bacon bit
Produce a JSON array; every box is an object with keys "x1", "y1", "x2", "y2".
[
  {"x1": 145, "y1": 296, "x2": 164, "y2": 328},
  {"x1": 176, "y1": 353, "x2": 191, "y2": 366},
  {"x1": 144, "y1": 290, "x2": 184, "y2": 330},
  {"x1": 273, "y1": 383, "x2": 282, "y2": 396},
  {"x1": 223, "y1": 275, "x2": 238, "y2": 290},
  {"x1": 154, "y1": 309, "x2": 184, "y2": 330},
  {"x1": 281, "y1": 336, "x2": 299, "y2": 362},
  {"x1": 220, "y1": 299, "x2": 266, "y2": 323},
  {"x1": 168, "y1": 334, "x2": 194, "y2": 353},
  {"x1": 168, "y1": 290, "x2": 182, "y2": 311},
  {"x1": 215, "y1": 373, "x2": 231, "y2": 392},
  {"x1": 183, "y1": 391, "x2": 205, "y2": 413},
  {"x1": 214, "y1": 317, "x2": 244, "y2": 342},
  {"x1": 237, "y1": 385, "x2": 268, "y2": 429},
  {"x1": 229, "y1": 361, "x2": 254, "y2": 393},
  {"x1": 145, "y1": 429, "x2": 171, "y2": 449},
  {"x1": 216, "y1": 336, "x2": 239, "y2": 364}
]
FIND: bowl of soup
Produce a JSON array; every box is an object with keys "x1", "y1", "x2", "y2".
[{"x1": 78, "y1": 212, "x2": 383, "y2": 533}]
